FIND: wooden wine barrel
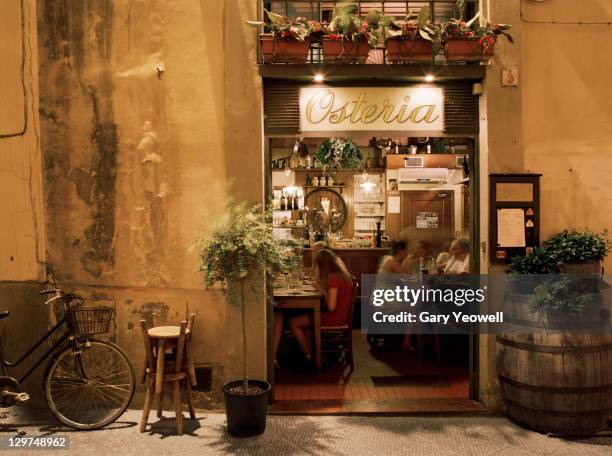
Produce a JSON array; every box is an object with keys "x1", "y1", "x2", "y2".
[{"x1": 497, "y1": 291, "x2": 612, "y2": 436}]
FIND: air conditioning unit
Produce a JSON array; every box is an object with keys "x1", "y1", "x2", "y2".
[
  {"x1": 404, "y1": 156, "x2": 424, "y2": 168},
  {"x1": 398, "y1": 167, "x2": 449, "y2": 184}
]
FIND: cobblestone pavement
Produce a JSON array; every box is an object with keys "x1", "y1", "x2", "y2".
[{"x1": 0, "y1": 407, "x2": 610, "y2": 456}]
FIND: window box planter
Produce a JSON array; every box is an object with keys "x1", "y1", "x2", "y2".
[
  {"x1": 260, "y1": 34, "x2": 311, "y2": 64},
  {"x1": 322, "y1": 36, "x2": 370, "y2": 63},
  {"x1": 385, "y1": 37, "x2": 433, "y2": 63},
  {"x1": 444, "y1": 38, "x2": 493, "y2": 62}
]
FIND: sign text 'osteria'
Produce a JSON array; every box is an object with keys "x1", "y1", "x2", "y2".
[{"x1": 299, "y1": 87, "x2": 444, "y2": 132}]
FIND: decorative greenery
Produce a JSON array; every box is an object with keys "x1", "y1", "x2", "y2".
[
  {"x1": 315, "y1": 138, "x2": 363, "y2": 170},
  {"x1": 324, "y1": 3, "x2": 378, "y2": 47},
  {"x1": 246, "y1": 10, "x2": 322, "y2": 42},
  {"x1": 544, "y1": 229, "x2": 609, "y2": 263},
  {"x1": 507, "y1": 248, "x2": 557, "y2": 274},
  {"x1": 443, "y1": 13, "x2": 513, "y2": 50},
  {"x1": 197, "y1": 201, "x2": 284, "y2": 392},
  {"x1": 384, "y1": 6, "x2": 442, "y2": 54},
  {"x1": 530, "y1": 277, "x2": 599, "y2": 319}
]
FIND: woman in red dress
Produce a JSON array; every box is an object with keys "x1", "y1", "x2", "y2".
[{"x1": 289, "y1": 249, "x2": 353, "y2": 361}]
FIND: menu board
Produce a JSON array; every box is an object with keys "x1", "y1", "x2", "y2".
[{"x1": 497, "y1": 209, "x2": 526, "y2": 247}]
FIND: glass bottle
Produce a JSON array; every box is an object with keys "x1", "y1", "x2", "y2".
[{"x1": 280, "y1": 193, "x2": 286, "y2": 211}]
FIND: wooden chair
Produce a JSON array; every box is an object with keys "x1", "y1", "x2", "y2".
[
  {"x1": 320, "y1": 277, "x2": 359, "y2": 372},
  {"x1": 140, "y1": 315, "x2": 196, "y2": 435}
]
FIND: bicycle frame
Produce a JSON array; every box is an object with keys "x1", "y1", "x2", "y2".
[{"x1": 0, "y1": 316, "x2": 71, "y2": 384}]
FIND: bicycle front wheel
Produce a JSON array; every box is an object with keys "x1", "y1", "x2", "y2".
[{"x1": 45, "y1": 339, "x2": 135, "y2": 430}]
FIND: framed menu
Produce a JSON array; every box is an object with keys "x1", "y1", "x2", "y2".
[{"x1": 489, "y1": 174, "x2": 541, "y2": 263}]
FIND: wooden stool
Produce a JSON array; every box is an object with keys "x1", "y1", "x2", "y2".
[{"x1": 140, "y1": 315, "x2": 196, "y2": 435}]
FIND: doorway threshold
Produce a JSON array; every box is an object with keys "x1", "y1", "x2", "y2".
[{"x1": 269, "y1": 398, "x2": 489, "y2": 416}]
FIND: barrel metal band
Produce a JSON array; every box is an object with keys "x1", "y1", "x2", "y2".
[
  {"x1": 496, "y1": 337, "x2": 612, "y2": 354},
  {"x1": 502, "y1": 396, "x2": 611, "y2": 417},
  {"x1": 499, "y1": 374, "x2": 612, "y2": 394}
]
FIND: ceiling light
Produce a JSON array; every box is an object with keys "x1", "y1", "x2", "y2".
[
  {"x1": 313, "y1": 74, "x2": 325, "y2": 82},
  {"x1": 424, "y1": 74, "x2": 435, "y2": 82}
]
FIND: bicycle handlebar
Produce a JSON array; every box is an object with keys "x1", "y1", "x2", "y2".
[{"x1": 40, "y1": 288, "x2": 63, "y2": 295}]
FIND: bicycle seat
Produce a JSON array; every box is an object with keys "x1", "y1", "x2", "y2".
[{"x1": 0, "y1": 311, "x2": 9, "y2": 319}]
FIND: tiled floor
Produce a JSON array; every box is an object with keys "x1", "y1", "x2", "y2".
[
  {"x1": 274, "y1": 331, "x2": 469, "y2": 405},
  {"x1": 2, "y1": 408, "x2": 610, "y2": 456}
]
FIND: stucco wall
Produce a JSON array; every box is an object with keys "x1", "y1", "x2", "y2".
[
  {"x1": 34, "y1": 0, "x2": 263, "y2": 402},
  {"x1": 0, "y1": 0, "x2": 45, "y2": 282},
  {"x1": 522, "y1": 0, "x2": 612, "y2": 273}
]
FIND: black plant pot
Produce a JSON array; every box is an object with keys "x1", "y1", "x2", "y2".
[{"x1": 223, "y1": 379, "x2": 271, "y2": 437}]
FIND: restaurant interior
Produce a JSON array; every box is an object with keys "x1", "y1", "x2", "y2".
[{"x1": 268, "y1": 135, "x2": 475, "y2": 412}]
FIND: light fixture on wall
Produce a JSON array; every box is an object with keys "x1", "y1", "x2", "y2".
[
  {"x1": 424, "y1": 74, "x2": 435, "y2": 82},
  {"x1": 313, "y1": 73, "x2": 325, "y2": 82},
  {"x1": 359, "y1": 171, "x2": 376, "y2": 192}
]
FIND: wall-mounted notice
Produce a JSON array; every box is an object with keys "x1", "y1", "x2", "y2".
[
  {"x1": 497, "y1": 208, "x2": 526, "y2": 247},
  {"x1": 388, "y1": 196, "x2": 400, "y2": 214},
  {"x1": 416, "y1": 212, "x2": 439, "y2": 229},
  {"x1": 300, "y1": 87, "x2": 444, "y2": 132}
]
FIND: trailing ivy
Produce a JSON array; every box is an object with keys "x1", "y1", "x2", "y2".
[{"x1": 314, "y1": 138, "x2": 363, "y2": 170}]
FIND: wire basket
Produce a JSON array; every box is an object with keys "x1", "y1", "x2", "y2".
[{"x1": 69, "y1": 307, "x2": 114, "y2": 335}]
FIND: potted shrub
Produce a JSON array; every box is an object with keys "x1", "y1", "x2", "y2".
[
  {"x1": 506, "y1": 247, "x2": 557, "y2": 294},
  {"x1": 385, "y1": 6, "x2": 441, "y2": 63},
  {"x1": 543, "y1": 229, "x2": 608, "y2": 275},
  {"x1": 443, "y1": 13, "x2": 512, "y2": 62},
  {"x1": 197, "y1": 202, "x2": 283, "y2": 437},
  {"x1": 247, "y1": 10, "x2": 321, "y2": 63},
  {"x1": 322, "y1": 4, "x2": 376, "y2": 63}
]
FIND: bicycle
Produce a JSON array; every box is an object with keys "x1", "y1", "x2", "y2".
[{"x1": 0, "y1": 288, "x2": 136, "y2": 430}]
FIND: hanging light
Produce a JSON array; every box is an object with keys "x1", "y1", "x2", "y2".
[{"x1": 359, "y1": 170, "x2": 376, "y2": 192}]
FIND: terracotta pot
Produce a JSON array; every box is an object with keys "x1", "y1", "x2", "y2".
[
  {"x1": 260, "y1": 34, "x2": 311, "y2": 63},
  {"x1": 322, "y1": 36, "x2": 370, "y2": 63},
  {"x1": 385, "y1": 37, "x2": 433, "y2": 63},
  {"x1": 444, "y1": 38, "x2": 494, "y2": 62}
]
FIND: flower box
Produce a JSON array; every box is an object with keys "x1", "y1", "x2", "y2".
[
  {"x1": 260, "y1": 34, "x2": 311, "y2": 64},
  {"x1": 444, "y1": 38, "x2": 494, "y2": 62},
  {"x1": 322, "y1": 36, "x2": 370, "y2": 63},
  {"x1": 385, "y1": 37, "x2": 433, "y2": 63}
]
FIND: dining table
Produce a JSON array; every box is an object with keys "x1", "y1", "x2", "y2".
[{"x1": 273, "y1": 283, "x2": 324, "y2": 370}]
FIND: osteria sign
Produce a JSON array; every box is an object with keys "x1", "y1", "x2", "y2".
[{"x1": 299, "y1": 87, "x2": 444, "y2": 132}]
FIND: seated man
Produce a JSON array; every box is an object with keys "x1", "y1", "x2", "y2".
[{"x1": 444, "y1": 239, "x2": 470, "y2": 274}]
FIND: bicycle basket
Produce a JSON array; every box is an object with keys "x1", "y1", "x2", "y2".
[{"x1": 69, "y1": 307, "x2": 114, "y2": 335}]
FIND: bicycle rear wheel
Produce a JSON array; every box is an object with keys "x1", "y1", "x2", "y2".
[{"x1": 45, "y1": 339, "x2": 135, "y2": 430}]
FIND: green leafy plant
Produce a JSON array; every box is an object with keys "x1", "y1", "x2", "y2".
[
  {"x1": 246, "y1": 10, "x2": 322, "y2": 42},
  {"x1": 544, "y1": 229, "x2": 609, "y2": 263},
  {"x1": 324, "y1": 3, "x2": 378, "y2": 47},
  {"x1": 443, "y1": 13, "x2": 513, "y2": 50},
  {"x1": 507, "y1": 248, "x2": 557, "y2": 274},
  {"x1": 315, "y1": 138, "x2": 363, "y2": 170},
  {"x1": 197, "y1": 202, "x2": 284, "y2": 392},
  {"x1": 384, "y1": 6, "x2": 442, "y2": 54},
  {"x1": 530, "y1": 277, "x2": 599, "y2": 319}
]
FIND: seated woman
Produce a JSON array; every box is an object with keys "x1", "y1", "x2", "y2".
[
  {"x1": 402, "y1": 239, "x2": 433, "y2": 274},
  {"x1": 288, "y1": 249, "x2": 353, "y2": 362},
  {"x1": 378, "y1": 240, "x2": 410, "y2": 274}
]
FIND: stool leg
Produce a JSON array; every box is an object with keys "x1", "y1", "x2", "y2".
[
  {"x1": 173, "y1": 381, "x2": 184, "y2": 435},
  {"x1": 156, "y1": 389, "x2": 163, "y2": 418},
  {"x1": 184, "y1": 379, "x2": 196, "y2": 419},
  {"x1": 140, "y1": 376, "x2": 154, "y2": 432}
]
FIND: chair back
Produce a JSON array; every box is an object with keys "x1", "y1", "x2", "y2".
[{"x1": 347, "y1": 276, "x2": 359, "y2": 331}]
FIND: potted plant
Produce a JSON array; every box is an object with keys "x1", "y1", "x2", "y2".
[
  {"x1": 322, "y1": 4, "x2": 376, "y2": 63},
  {"x1": 197, "y1": 202, "x2": 283, "y2": 437},
  {"x1": 247, "y1": 10, "x2": 321, "y2": 63},
  {"x1": 543, "y1": 229, "x2": 609, "y2": 275},
  {"x1": 385, "y1": 6, "x2": 442, "y2": 63},
  {"x1": 443, "y1": 12, "x2": 512, "y2": 62},
  {"x1": 506, "y1": 247, "x2": 557, "y2": 294},
  {"x1": 314, "y1": 138, "x2": 363, "y2": 170}
]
